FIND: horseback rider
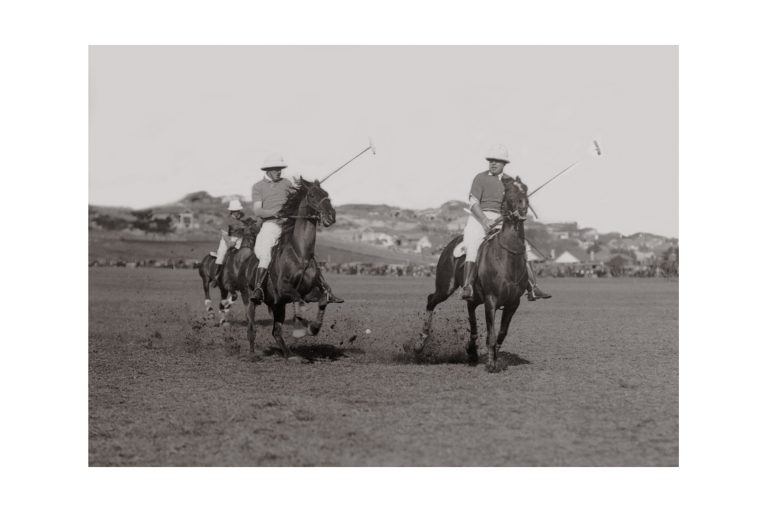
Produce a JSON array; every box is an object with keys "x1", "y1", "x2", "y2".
[
  {"x1": 460, "y1": 144, "x2": 552, "y2": 302},
  {"x1": 214, "y1": 199, "x2": 247, "y2": 280},
  {"x1": 249, "y1": 154, "x2": 343, "y2": 305}
]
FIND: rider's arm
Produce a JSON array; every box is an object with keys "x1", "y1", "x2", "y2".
[{"x1": 251, "y1": 200, "x2": 272, "y2": 218}]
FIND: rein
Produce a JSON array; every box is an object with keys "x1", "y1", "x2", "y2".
[{"x1": 491, "y1": 206, "x2": 527, "y2": 255}]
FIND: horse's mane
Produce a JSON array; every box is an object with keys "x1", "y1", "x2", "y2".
[{"x1": 276, "y1": 176, "x2": 313, "y2": 247}]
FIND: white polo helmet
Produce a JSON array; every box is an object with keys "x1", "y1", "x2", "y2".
[
  {"x1": 486, "y1": 144, "x2": 510, "y2": 163},
  {"x1": 227, "y1": 199, "x2": 243, "y2": 211},
  {"x1": 261, "y1": 154, "x2": 287, "y2": 170}
]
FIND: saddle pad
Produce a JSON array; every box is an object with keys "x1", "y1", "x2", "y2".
[
  {"x1": 452, "y1": 228, "x2": 502, "y2": 258},
  {"x1": 209, "y1": 251, "x2": 217, "y2": 257}
]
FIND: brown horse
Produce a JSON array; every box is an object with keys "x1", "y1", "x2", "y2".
[
  {"x1": 417, "y1": 175, "x2": 530, "y2": 372},
  {"x1": 244, "y1": 178, "x2": 338, "y2": 358},
  {"x1": 216, "y1": 219, "x2": 261, "y2": 326}
]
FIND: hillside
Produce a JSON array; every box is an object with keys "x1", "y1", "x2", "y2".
[{"x1": 89, "y1": 189, "x2": 678, "y2": 266}]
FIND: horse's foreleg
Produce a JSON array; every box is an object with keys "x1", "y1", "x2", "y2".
[
  {"x1": 308, "y1": 296, "x2": 328, "y2": 336},
  {"x1": 272, "y1": 303, "x2": 291, "y2": 358},
  {"x1": 484, "y1": 298, "x2": 499, "y2": 372},
  {"x1": 416, "y1": 258, "x2": 461, "y2": 353},
  {"x1": 496, "y1": 299, "x2": 520, "y2": 349},
  {"x1": 247, "y1": 300, "x2": 257, "y2": 353},
  {"x1": 466, "y1": 301, "x2": 480, "y2": 365},
  {"x1": 202, "y1": 277, "x2": 214, "y2": 318},
  {"x1": 218, "y1": 288, "x2": 231, "y2": 326},
  {"x1": 416, "y1": 290, "x2": 451, "y2": 353},
  {"x1": 241, "y1": 290, "x2": 249, "y2": 323}
]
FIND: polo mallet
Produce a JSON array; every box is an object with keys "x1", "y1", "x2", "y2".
[
  {"x1": 319, "y1": 137, "x2": 377, "y2": 184},
  {"x1": 529, "y1": 139, "x2": 602, "y2": 198}
]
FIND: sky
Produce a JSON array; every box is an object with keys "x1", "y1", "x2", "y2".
[{"x1": 89, "y1": 46, "x2": 678, "y2": 237}]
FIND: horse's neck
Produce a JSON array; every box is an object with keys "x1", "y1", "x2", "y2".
[
  {"x1": 290, "y1": 197, "x2": 316, "y2": 261},
  {"x1": 495, "y1": 220, "x2": 524, "y2": 254},
  {"x1": 499, "y1": 220, "x2": 520, "y2": 241}
]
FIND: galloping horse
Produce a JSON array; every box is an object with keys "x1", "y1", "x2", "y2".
[
  {"x1": 244, "y1": 178, "x2": 338, "y2": 358},
  {"x1": 197, "y1": 219, "x2": 258, "y2": 325},
  {"x1": 216, "y1": 219, "x2": 260, "y2": 325},
  {"x1": 417, "y1": 175, "x2": 530, "y2": 372}
]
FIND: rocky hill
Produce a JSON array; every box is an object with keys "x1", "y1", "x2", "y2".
[{"x1": 89, "y1": 190, "x2": 678, "y2": 266}]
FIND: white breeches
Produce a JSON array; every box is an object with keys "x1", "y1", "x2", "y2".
[
  {"x1": 215, "y1": 236, "x2": 242, "y2": 264},
  {"x1": 254, "y1": 220, "x2": 282, "y2": 268},
  {"x1": 463, "y1": 211, "x2": 501, "y2": 262}
]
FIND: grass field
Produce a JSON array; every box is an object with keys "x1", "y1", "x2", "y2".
[{"x1": 89, "y1": 268, "x2": 678, "y2": 466}]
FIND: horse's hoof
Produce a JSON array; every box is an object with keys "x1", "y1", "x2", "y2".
[
  {"x1": 413, "y1": 333, "x2": 428, "y2": 354},
  {"x1": 485, "y1": 363, "x2": 500, "y2": 373},
  {"x1": 309, "y1": 322, "x2": 322, "y2": 336},
  {"x1": 292, "y1": 328, "x2": 307, "y2": 338},
  {"x1": 467, "y1": 350, "x2": 479, "y2": 365}
]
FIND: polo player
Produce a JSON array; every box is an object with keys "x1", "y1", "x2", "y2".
[
  {"x1": 249, "y1": 154, "x2": 343, "y2": 305},
  {"x1": 214, "y1": 199, "x2": 247, "y2": 279},
  {"x1": 461, "y1": 144, "x2": 552, "y2": 301}
]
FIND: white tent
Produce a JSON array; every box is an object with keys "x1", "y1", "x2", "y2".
[{"x1": 554, "y1": 250, "x2": 581, "y2": 264}]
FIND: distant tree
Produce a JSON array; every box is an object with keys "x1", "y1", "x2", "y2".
[
  {"x1": 92, "y1": 214, "x2": 131, "y2": 230},
  {"x1": 607, "y1": 255, "x2": 629, "y2": 276}
]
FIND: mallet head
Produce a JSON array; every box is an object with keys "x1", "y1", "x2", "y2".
[{"x1": 369, "y1": 137, "x2": 377, "y2": 156}]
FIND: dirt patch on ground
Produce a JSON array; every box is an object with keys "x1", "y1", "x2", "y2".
[{"x1": 89, "y1": 269, "x2": 678, "y2": 466}]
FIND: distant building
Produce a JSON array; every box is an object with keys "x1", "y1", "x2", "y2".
[
  {"x1": 578, "y1": 227, "x2": 599, "y2": 241},
  {"x1": 175, "y1": 209, "x2": 199, "y2": 230},
  {"x1": 359, "y1": 228, "x2": 396, "y2": 247},
  {"x1": 415, "y1": 236, "x2": 432, "y2": 253},
  {"x1": 547, "y1": 222, "x2": 579, "y2": 240}
]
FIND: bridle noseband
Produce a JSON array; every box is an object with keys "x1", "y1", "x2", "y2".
[{"x1": 285, "y1": 187, "x2": 331, "y2": 221}]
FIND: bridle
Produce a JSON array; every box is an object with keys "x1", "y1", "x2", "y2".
[
  {"x1": 491, "y1": 186, "x2": 528, "y2": 255},
  {"x1": 280, "y1": 187, "x2": 331, "y2": 221}
]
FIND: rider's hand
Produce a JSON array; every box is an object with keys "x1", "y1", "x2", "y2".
[{"x1": 482, "y1": 221, "x2": 492, "y2": 234}]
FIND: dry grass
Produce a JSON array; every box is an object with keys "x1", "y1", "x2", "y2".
[{"x1": 89, "y1": 269, "x2": 678, "y2": 466}]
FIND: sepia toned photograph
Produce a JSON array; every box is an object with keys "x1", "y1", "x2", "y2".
[{"x1": 88, "y1": 45, "x2": 678, "y2": 466}]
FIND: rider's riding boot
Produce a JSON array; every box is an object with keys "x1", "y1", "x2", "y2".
[
  {"x1": 460, "y1": 261, "x2": 477, "y2": 300},
  {"x1": 526, "y1": 261, "x2": 551, "y2": 301},
  {"x1": 527, "y1": 281, "x2": 552, "y2": 301},
  {"x1": 249, "y1": 267, "x2": 268, "y2": 304},
  {"x1": 324, "y1": 285, "x2": 344, "y2": 303}
]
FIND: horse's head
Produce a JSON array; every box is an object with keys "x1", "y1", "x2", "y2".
[
  {"x1": 501, "y1": 175, "x2": 528, "y2": 221},
  {"x1": 305, "y1": 179, "x2": 336, "y2": 227}
]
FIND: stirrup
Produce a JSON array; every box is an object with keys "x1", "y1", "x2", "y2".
[
  {"x1": 326, "y1": 290, "x2": 344, "y2": 303},
  {"x1": 529, "y1": 286, "x2": 552, "y2": 301},
  {"x1": 249, "y1": 287, "x2": 264, "y2": 304}
]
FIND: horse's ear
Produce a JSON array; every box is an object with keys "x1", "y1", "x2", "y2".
[{"x1": 314, "y1": 179, "x2": 320, "y2": 186}]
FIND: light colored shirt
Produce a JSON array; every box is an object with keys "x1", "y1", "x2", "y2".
[{"x1": 252, "y1": 178, "x2": 293, "y2": 216}]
